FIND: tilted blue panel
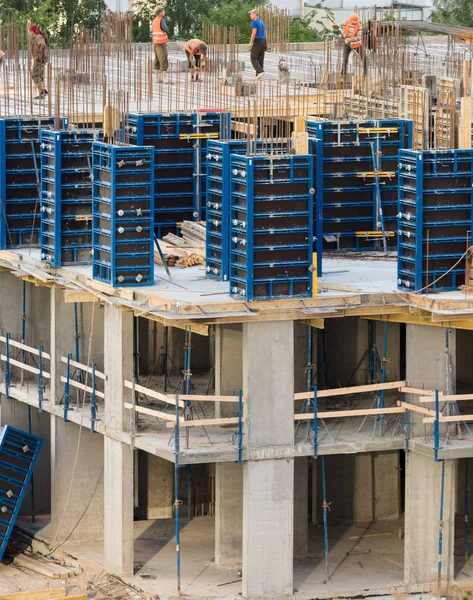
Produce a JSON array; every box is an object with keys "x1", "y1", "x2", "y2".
[
  {"x1": 92, "y1": 142, "x2": 155, "y2": 287},
  {"x1": 398, "y1": 149, "x2": 473, "y2": 293},
  {"x1": 309, "y1": 119, "x2": 413, "y2": 252},
  {"x1": 0, "y1": 426, "x2": 43, "y2": 561},
  {"x1": 40, "y1": 129, "x2": 101, "y2": 267},
  {"x1": 0, "y1": 117, "x2": 59, "y2": 249},
  {"x1": 229, "y1": 154, "x2": 316, "y2": 301}
]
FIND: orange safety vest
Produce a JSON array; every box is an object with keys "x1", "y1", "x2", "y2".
[
  {"x1": 185, "y1": 39, "x2": 205, "y2": 55},
  {"x1": 152, "y1": 17, "x2": 168, "y2": 45},
  {"x1": 343, "y1": 18, "x2": 362, "y2": 49}
]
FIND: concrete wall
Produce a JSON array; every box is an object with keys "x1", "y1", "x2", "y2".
[
  {"x1": 0, "y1": 398, "x2": 51, "y2": 515},
  {"x1": 316, "y1": 451, "x2": 399, "y2": 523},
  {"x1": 456, "y1": 330, "x2": 473, "y2": 390},
  {"x1": 137, "y1": 452, "x2": 173, "y2": 519}
]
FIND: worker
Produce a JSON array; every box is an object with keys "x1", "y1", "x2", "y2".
[
  {"x1": 332, "y1": 13, "x2": 366, "y2": 76},
  {"x1": 248, "y1": 8, "x2": 266, "y2": 81},
  {"x1": 184, "y1": 39, "x2": 207, "y2": 81},
  {"x1": 28, "y1": 25, "x2": 49, "y2": 100},
  {"x1": 152, "y1": 7, "x2": 170, "y2": 84}
]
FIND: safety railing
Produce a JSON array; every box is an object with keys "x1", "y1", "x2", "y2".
[{"x1": 0, "y1": 334, "x2": 50, "y2": 411}]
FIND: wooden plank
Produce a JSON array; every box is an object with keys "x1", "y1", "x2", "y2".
[
  {"x1": 400, "y1": 386, "x2": 435, "y2": 396},
  {"x1": 173, "y1": 394, "x2": 246, "y2": 403},
  {"x1": 294, "y1": 407, "x2": 404, "y2": 420},
  {"x1": 419, "y1": 393, "x2": 473, "y2": 403},
  {"x1": 64, "y1": 291, "x2": 96, "y2": 303},
  {"x1": 60, "y1": 376, "x2": 105, "y2": 399},
  {"x1": 84, "y1": 277, "x2": 135, "y2": 301},
  {"x1": 0, "y1": 589, "x2": 66, "y2": 600},
  {"x1": 459, "y1": 96, "x2": 472, "y2": 149},
  {"x1": 60, "y1": 356, "x2": 105, "y2": 380},
  {"x1": 0, "y1": 336, "x2": 51, "y2": 360},
  {"x1": 399, "y1": 401, "x2": 436, "y2": 417},
  {"x1": 424, "y1": 414, "x2": 473, "y2": 424},
  {"x1": 124, "y1": 401, "x2": 178, "y2": 422},
  {"x1": 349, "y1": 532, "x2": 393, "y2": 540},
  {"x1": 294, "y1": 380, "x2": 406, "y2": 401},
  {"x1": 12, "y1": 554, "x2": 79, "y2": 579},
  {"x1": 165, "y1": 416, "x2": 245, "y2": 428},
  {"x1": 1, "y1": 355, "x2": 51, "y2": 378},
  {"x1": 124, "y1": 380, "x2": 184, "y2": 407}
]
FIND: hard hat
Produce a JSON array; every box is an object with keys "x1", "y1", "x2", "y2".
[{"x1": 350, "y1": 12, "x2": 359, "y2": 21}]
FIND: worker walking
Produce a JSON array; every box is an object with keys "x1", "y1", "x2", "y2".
[
  {"x1": 248, "y1": 8, "x2": 266, "y2": 81},
  {"x1": 28, "y1": 25, "x2": 49, "y2": 100},
  {"x1": 332, "y1": 13, "x2": 367, "y2": 76},
  {"x1": 152, "y1": 7, "x2": 170, "y2": 84},
  {"x1": 184, "y1": 39, "x2": 207, "y2": 81}
]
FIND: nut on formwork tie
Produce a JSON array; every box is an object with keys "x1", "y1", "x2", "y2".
[
  {"x1": 173, "y1": 499, "x2": 183, "y2": 510},
  {"x1": 21, "y1": 313, "x2": 26, "y2": 322},
  {"x1": 439, "y1": 520, "x2": 444, "y2": 530},
  {"x1": 322, "y1": 500, "x2": 332, "y2": 511},
  {"x1": 22, "y1": 445, "x2": 29, "y2": 453}
]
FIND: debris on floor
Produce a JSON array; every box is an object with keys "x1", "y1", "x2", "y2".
[
  {"x1": 89, "y1": 572, "x2": 155, "y2": 600},
  {"x1": 13, "y1": 551, "x2": 82, "y2": 579},
  {"x1": 155, "y1": 221, "x2": 206, "y2": 268}
]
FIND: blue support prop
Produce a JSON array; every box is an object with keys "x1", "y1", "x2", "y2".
[
  {"x1": 465, "y1": 459, "x2": 469, "y2": 564},
  {"x1": 4, "y1": 333, "x2": 11, "y2": 397},
  {"x1": 63, "y1": 353, "x2": 72, "y2": 422},
  {"x1": 174, "y1": 392, "x2": 182, "y2": 595},
  {"x1": 321, "y1": 454, "x2": 330, "y2": 582},
  {"x1": 90, "y1": 363, "x2": 97, "y2": 433},
  {"x1": 236, "y1": 389, "x2": 243, "y2": 464},
  {"x1": 379, "y1": 322, "x2": 388, "y2": 432},
  {"x1": 37, "y1": 345, "x2": 44, "y2": 412},
  {"x1": 434, "y1": 389, "x2": 442, "y2": 462},
  {"x1": 313, "y1": 386, "x2": 318, "y2": 459},
  {"x1": 0, "y1": 426, "x2": 43, "y2": 560},
  {"x1": 438, "y1": 460, "x2": 446, "y2": 591}
]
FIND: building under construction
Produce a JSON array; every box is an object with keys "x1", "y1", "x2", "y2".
[{"x1": 3, "y1": 10, "x2": 473, "y2": 600}]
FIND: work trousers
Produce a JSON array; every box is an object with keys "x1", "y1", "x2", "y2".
[
  {"x1": 342, "y1": 44, "x2": 367, "y2": 75},
  {"x1": 32, "y1": 59, "x2": 45, "y2": 92},
  {"x1": 154, "y1": 43, "x2": 168, "y2": 72},
  {"x1": 186, "y1": 50, "x2": 201, "y2": 69},
  {"x1": 251, "y1": 38, "x2": 266, "y2": 75}
]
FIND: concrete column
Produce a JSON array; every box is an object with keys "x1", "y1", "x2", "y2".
[
  {"x1": 137, "y1": 453, "x2": 173, "y2": 519},
  {"x1": 103, "y1": 305, "x2": 134, "y2": 577},
  {"x1": 50, "y1": 417, "x2": 104, "y2": 541},
  {"x1": 404, "y1": 452, "x2": 456, "y2": 584},
  {"x1": 215, "y1": 462, "x2": 243, "y2": 566},
  {"x1": 294, "y1": 457, "x2": 308, "y2": 559},
  {"x1": 406, "y1": 325, "x2": 455, "y2": 435},
  {"x1": 50, "y1": 288, "x2": 72, "y2": 405},
  {"x1": 242, "y1": 321, "x2": 294, "y2": 598},
  {"x1": 215, "y1": 324, "x2": 243, "y2": 565}
]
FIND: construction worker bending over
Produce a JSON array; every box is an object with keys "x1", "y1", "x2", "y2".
[
  {"x1": 184, "y1": 39, "x2": 207, "y2": 79},
  {"x1": 152, "y1": 7, "x2": 170, "y2": 84},
  {"x1": 332, "y1": 13, "x2": 366, "y2": 76},
  {"x1": 248, "y1": 8, "x2": 266, "y2": 81},
  {"x1": 28, "y1": 25, "x2": 49, "y2": 100}
]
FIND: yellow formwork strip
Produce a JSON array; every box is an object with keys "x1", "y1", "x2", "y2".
[
  {"x1": 356, "y1": 171, "x2": 396, "y2": 178},
  {"x1": 355, "y1": 231, "x2": 396, "y2": 238},
  {"x1": 179, "y1": 133, "x2": 219, "y2": 140},
  {"x1": 312, "y1": 252, "x2": 318, "y2": 298},
  {"x1": 358, "y1": 127, "x2": 399, "y2": 134}
]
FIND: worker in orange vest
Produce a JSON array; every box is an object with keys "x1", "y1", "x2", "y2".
[
  {"x1": 184, "y1": 39, "x2": 207, "y2": 82},
  {"x1": 152, "y1": 7, "x2": 170, "y2": 84},
  {"x1": 332, "y1": 13, "x2": 366, "y2": 76}
]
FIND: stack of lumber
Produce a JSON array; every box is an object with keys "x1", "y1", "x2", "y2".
[
  {"x1": 13, "y1": 551, "x2": 82, "y2": 579},
  {"x1": 155, "y1": 221, "x2": 206, "y2": 269}
]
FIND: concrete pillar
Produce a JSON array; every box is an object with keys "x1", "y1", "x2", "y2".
[
  {"x1": 50, "y1": 288, "x2": 72, "y2": 405},
  {"x1": 215, "y1": 324, "x2": 243, "y2": 565},
  {"x1": 242, "y1": 321, "x2": 294, "y2": 598},
  {"x1": 406, "y1": 325, "x2": 455, "y2": 435},
  {"x1": 50, "y1": 417, "x2": 104, "y2": 541},
  {"x1": 103, "y1": 305, "x2": 134, "y2": 577},
  {"x1": 215, "y1": 462, "x2": 243, "y2": 566},
  {"x1": 404, "y1": 452, "x2": 456, "y2": 584},
  {"x1": 456, "y1": 329, "x2": 473, "y2": 389},
  {"x1": 294, "y1": 457, "x2": 308, "y2": 559},
  {"x1": 137, "y1": 452, "x2": 173, "y2": 519}
]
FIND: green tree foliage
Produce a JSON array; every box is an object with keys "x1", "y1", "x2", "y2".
[
  {"x1": 0, "y1": 0, "x2": 106, "y2": 47},
  {"x1": 431, "y1": 0, "x2": 473, "y2": 27}
]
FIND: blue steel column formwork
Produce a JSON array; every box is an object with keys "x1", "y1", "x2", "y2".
[
  {"x1": 40, "y1": 129, "x2": 100, "y2": 267},
  {"x1": 0, "y1": 117, "x2": 58, "y2": 249},
  {"x1": 0, "y1": 426, "x2": 43, "y2": 561},
  {"x1": 308, "y1": 119, "x2": 413, "y2": 252},
  {"x1": 398, "y1": 148, "x2": 473, "y2": 292},
  {"x1": 92, "y1": 142, "x2": 155, "y2": 287},
  {"x1": 229, "y1": 153, "x2": 316, "y2": 301}
]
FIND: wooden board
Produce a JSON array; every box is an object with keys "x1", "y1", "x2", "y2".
[
  {"x1": 124, "y1": 401, "x2": 178, "y2": 422},
  {"x1": 294, "y1": 407, "x2": 404, "y2": 420},
  {"x1": 0, "y1": 336, "x2": 51, "y2": 360},
  {"x1": 294, "y1": 380, "x2": 406, "y2": 401},
  {"x1": 124, "y1": 380, "x2": 185, "y2": 407},
  {"x1": 0, "y1": 589, "x2": 66, "y2": 600},
  {"x1": 60, "y1": 356, "x2": 105, "y2": 380},
  {"x1": 13, "y1": 553, "x2": 82, "y2": 579},
  {"x1": 165, "y1": 416, "x2": 244, "y2": 428},
  {"x1": 60, "y1": 376, "x2": 105, "y2": 399},
  {"x1": 1, "y1": 355, "x2": 51, "y2": 378}
]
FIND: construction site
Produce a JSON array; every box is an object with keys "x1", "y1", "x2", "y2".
[{"x1": 3, "y1": 8, "x2": 473, "y2": 600}]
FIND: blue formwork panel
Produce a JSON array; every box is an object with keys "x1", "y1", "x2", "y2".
[
  {"x1": 0, "y1": 426, "x2": 43, "y2": 561},
  {"x1": 92, "y1": 142, "x2": 155, "y2": 287},
  {"x1": 205, "y1": 139, "x2": 249, "y2": 281},
  {"x1": 127, "y1": 112, "x2": 229, "y2": 237},
  {"x1": 398, "y1": 149, "x2": 473, "y2": 292},
  {"x1": 309, "y1": 119, "x2": 413, "y2": 251},
  {"x1": 0, "y1": 117, "x2": 58, "y2": 249},
  {"x1": 40, "y1": 129, "x2": 102, "y2": 267},
  {"x1": 229, "y1": 154, "x2": 316, "y2": 301}
]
